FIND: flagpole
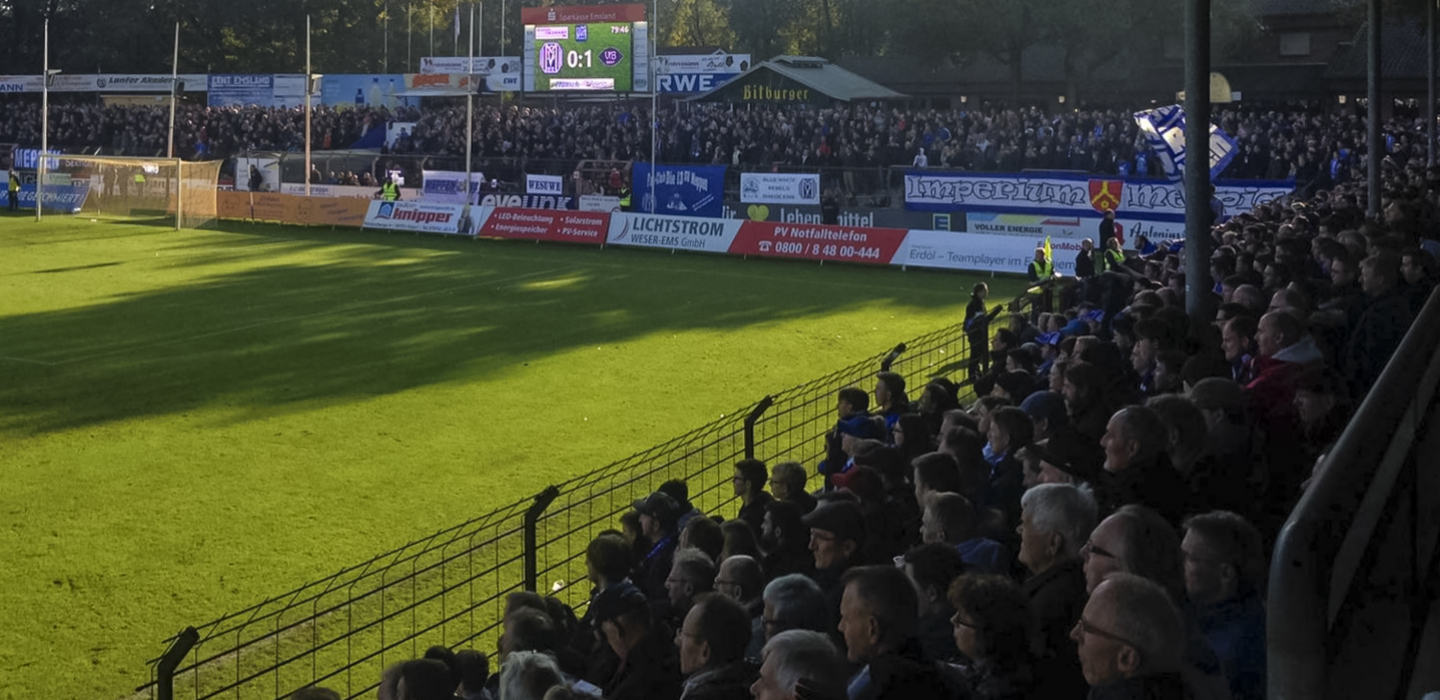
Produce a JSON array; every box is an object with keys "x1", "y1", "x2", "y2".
[{"x1": 466, "y1": 2, "x2": 476, "y2": 210}]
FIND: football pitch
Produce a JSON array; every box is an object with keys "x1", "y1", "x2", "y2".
[{"x1": 0, "y1": 215, "x2": 1026, "y2": 700}]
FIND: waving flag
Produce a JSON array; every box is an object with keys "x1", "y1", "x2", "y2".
[{"x1": 1133, "y1": 105, "x2": 1238, "y2": 182}]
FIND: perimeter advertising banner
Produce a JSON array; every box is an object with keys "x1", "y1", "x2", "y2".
[
  {"x1": 607, "y1": 213, "x2": 744, "y2": 253},
  {"x1": 419, "y1": 57, "x2": 522, "y2": 91},
  {"x1": 729, "y1": 221, "x2": 908, "y2": 265},
  {"x1": 633, "y1": 163, "x2": 724, "y2": 218},
  {"x1": 319, "y1": 74, "x2": 411, "y2": 109},
  {"x1": 363, "y1": 200, "x2": 476, "y2": 236},
  {"x1": 422, "y1": 170, "x2": 484, "y2": 205},
  {"x1": 8, "y1": 184, "x2": 91, "y2": 212},
  {"x1": 895, "y1": 229, "x2": 1079, "y2": 275},
  {"x1": 477, "y1": 208, "x2": 609, "y2": 244},
  {"x1": 740, "y1": 173, "x2": 821, "y2": 205},
  {"x1": 207, "y1": 74, "x2": 305, "y2": 108},
  {"x1": 902, "y1": 171, "x2": 1293, "y2": 222}
]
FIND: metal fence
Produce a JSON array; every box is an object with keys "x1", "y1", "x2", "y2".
[{"x1": 140, "y1": 282, "x2": 1049, "y2": 700}]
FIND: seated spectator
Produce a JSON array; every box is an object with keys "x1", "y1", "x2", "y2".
[
  {"x1": 1016, "y1": 483, "x2": 1097, "y2": 699},
  {"x1": 762, "y1": 574, "x2": 831, "y2": 641},
  {"x1": 946, "y1": 574, "x2": 1038, "y2": 698},
  {"x1": 1293, "y1": 367, "x2": 1349, "y2": 468},
  {"x1": 749, "y1": 630, "x2": 848, "y2": 700},
  {"x1": 666, "y1": 549, "x2": 717, "y2": 625},
  {"x1": 761, "y1": 500, "x2": 814, "y2": 579},
  {"x1": 820, "y1": 387, "x2": 880, "y2": 485},
  {"x1": 398, "y1": 659, "x2": 460, "y2": 700},
  {"x1": 900, "y1": 542, "x2": 968, "y2": 662},
  {"x1": 1061, "y1": 362, "x2": 1111, "y2": 442},
  {"x1": 873, "y1": 371, "x2": 910, "y2": 437},
  {"x1": 455, "y1": 650, "x2": 492, "y2": 700},
  {"x1": 838, "y1": 566, "x2": 949, "y2": 700},
  {"x1": 713, "y1": 554, "x2": 766, "y2": 660},
  {"x1": 1098, "y1": 406, "x2": 1193, "y2": 524},
  {"x1": 1027, "y1": 429, "x2": 1103, "y2": 488},
  {"x1": 919, "y1": 492, "x2": 1009, "y2": 575},
  {"x1": 1083, "y1": 506, "x2": 1229, "y2": 700},
  {"x1": 802, "y1": 500, "x2": 866, "y2": 620},
  {"x1": 580, "y1": 534, "x2": 634, "y2": 628},
  {"x1": 1144, "y1": 395, "x2": 1210, "y2": 482},
  {"x1": 292, "y1": 687, "x2": 340, "y2": 700},
  {"x1": 1019, "y1": 390, "x2": 1070, "y2": 443},
  {"x1": 720, "y1": 520, "x2": 763, "y2": 561},
  {"x1": 1248, "y1": 310, "x2": 1323, "y2": 422},
  {"x1": 676, "y1": 593, "x2": 759, "y2": 700},
  {"x1": 1342, "y1": 251, "x2": 1414, "y2": 396},
  {"x1": 595, "y1": 583, "x2": 683, "y2": 700},
  {"x1": 1182, "y1": 511, "x2": 1267, "y2": 700},
  {"x1": 768, "y1": 461, "x2": 817, "y2": 514},
  {"x1": 733, "y1": 459, "x2": 774, "y2": 535},
  {"x1": 633, "y1": 492, "x2": 684, "y2": 601},
  {"x1": 422, "y1": 646, "x2": 461, "y2": 693},
  {"x1": 660, "y1": 480, "x2": 705, "y2": 531},
  {"x1": 500, "y1": 651, "x2": 565, "y2": 700},
  {"x1": 1186, "y1": 379, "x2": 1263, "y2": 520},
  {"x1": 681, "y1": 516, "x2": 725, "y2": 564},
  {"x1": 502, "y1": 607, "x2": 560, "y2": 660},
  {"x1": 983, "y1": 406, "x2": 1033, "y2": 528},
  {"x1": 893, "y1": 413, "x2": 936, "y2": 463},
  {"x1": 911, "y1": 452, "x2": 964, "y2": 509},
  {"x1": 1070, "y1": 574, "x2": 1187, "y2": 697}
]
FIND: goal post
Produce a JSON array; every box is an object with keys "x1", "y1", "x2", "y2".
[{"x1": 42, "y1": 155, "x2": 221, "y2": 230}]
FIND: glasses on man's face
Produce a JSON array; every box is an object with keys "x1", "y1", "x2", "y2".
[
  {"x1": 1075, "y1": 617, "x2": 1139, "y2": 652},
  {"x1": 809, "y1": 529, "x2": 837, "y2": 543},
  {"x1": 1081, "y1": 540, "x2": 1117, "y2": 560}
]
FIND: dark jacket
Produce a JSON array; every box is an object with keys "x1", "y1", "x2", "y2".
[
  {"x1": 1087, "y1": 672, "x2": 1191, "y2": 700},
  {"x1": 1023, "y1": 558, "x2": 1089, "y2": 700},
  {"x1": 785, "y1": 489, "x2": 818, "y2": 515},
  {"x1": 1341, "y1": 288, "x2": 1414, "y2": 397},
  {"x1": 679, "y1": 660, "x2": 759, "y2": 700},
  {"x1": 1076, "y1": 248, "x2": 1096, "y2": 278},
  {"x1": 1099, "y1": 455, "x2": 1193, "y2": 525},
  {"x1": 636, "y1": 535, "x2": 678, "y2": 602},
  {"x1": 852, "y1": 652, "x2": 953, "y2": 700},
  {"x1": 737, "y1": 492, "x2": 774, "y2": 536},
  {"x1": 605, "y1": 627, "x2": 684, "y2": 700},
  {"x1": 1193, "y1": 589, "x2": 1266, "y2": 700}
]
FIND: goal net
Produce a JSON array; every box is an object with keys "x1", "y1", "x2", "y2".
[{"x1": 41, "y1": 155, "x2": 221, "y2": 230}]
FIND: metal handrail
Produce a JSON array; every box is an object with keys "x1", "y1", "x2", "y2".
[{"x1": 1268, "y1": 287, "x2": 1440, "y2": 699}]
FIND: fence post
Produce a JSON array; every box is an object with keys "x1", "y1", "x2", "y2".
[
  {"x1": 523, "y1": 486, "x2": 561, "y2": 593},
  {"x1": 156, "y1": 627, "x2": 199, "y2": 700},
  {"x1": 744, "y1": 396, "x2": 775, "y2": 461}
]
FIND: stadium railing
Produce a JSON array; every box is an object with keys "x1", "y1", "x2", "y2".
[
  {"x1": 137, "y1": 281, "x2": 1054, "y2": 700},
  {"x1": 1269, "y1": 286, "x2": 1440, "y2": 700}
]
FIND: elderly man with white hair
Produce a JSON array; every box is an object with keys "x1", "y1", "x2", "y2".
[
  {"x1": 748, "y1": 630, "x2": 847, "y2": 700},
  {"x1": 1015, "y1": 482, "x2": 1097, "y2": 700}
]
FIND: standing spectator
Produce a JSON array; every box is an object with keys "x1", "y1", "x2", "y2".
[
  {"x1": 919, "y1": 492, "x2": 1009, "y2": 576},
  {"x1": 762, "y1": 574, "x2": 832, "y2": 642},
  {"x1": 1016, "y1": 483, "x2": 1097, "y2": 700},
  {"x1": 713, "y1": 555, "x2": 766, "y2": 660},
  {"x1": 761, "y1": 500, "x2": 815, "y2": 580},
  {"x1": 899, "y1": 542, "x2": 967, "y2": 663},
  {"x1": 966, "y1": 283, "x2": 992, "y2": 380},
  {"x1": 665, "y1": 550, "x2": 717, "y2": 626},
  {"x1": 768, "y1": 461, "x2": 817, "y2": 514},
  {"x1": 1342, "y1": 251, "x2": 1414, "y2": 395},
  {"x1": 837, "y1": 566, "x2": 949, "y2": 700},
  {"x1": 595, "y1": 584, "x2": 683, "y2": 700},
  {"x1": 633, "y1": 492, "x2": 684, "y2": 601},
  {"x1": 1098, "y1": 406, "x2": 1193, "y2": 524},
  {"x1": 733, "y1": 459, "x2": 774, "y2": 535},
  {"x1": 1075, "y1": 239, "x2": 1097, "y2": 279},
  {"x1": 803, "y1": 500, "x2": 866, "y2": 622}
]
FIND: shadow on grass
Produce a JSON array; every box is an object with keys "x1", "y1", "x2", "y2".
[{"x1": 0, "y1": 220, "x2": 979, "y2": 436}]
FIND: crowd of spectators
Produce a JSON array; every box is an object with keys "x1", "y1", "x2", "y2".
[
  {"x1": 281, "y1": 122, "x2": 1436, "y2": 700},
  {"x1": 2, "y1": 98, "x2": 1434, "y2": 188}
]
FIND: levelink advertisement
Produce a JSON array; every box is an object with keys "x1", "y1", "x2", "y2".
[
  {"x1": 632, "y1": 164, "x2": 725, "y2": 218},
  {"x1": 320, "y1": 75, "x2": 412, "y2": 110}
]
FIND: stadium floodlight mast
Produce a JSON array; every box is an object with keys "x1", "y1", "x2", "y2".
[
  {"x1": 466, "y1": 2, "x2": 477, "y2": 208},
  {"x1": 650, "y1": 0, "x2": 658, "y2": 214},
  {"x1": 305, "y1": 14, "x2": 313, "y2": 197},
  {"x1": 166, "y1": 22, "x2": 180, "y2": 159},
  {"x1": 37, "y1": 21, "x2": 58, "y2": 223}
]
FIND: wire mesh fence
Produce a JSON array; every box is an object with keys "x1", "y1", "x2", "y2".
[{"x1": 141, "y1": 282, "x2": 1048, "y2": 700}]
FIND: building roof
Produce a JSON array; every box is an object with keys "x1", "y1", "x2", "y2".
[
  {"x1": 1325, "y1": 19, "x2": 1431, "y2": 80},
  {"x1": 1249, "y1": 0, "x2": 1361, "y2": 17},
  {"x1": 692, "y1": 56, "x2": 907, "y2": 102}
]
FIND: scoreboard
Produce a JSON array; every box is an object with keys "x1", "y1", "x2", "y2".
[{"x1": 522, "y1": 4, "x2": 651, "y2": 92}]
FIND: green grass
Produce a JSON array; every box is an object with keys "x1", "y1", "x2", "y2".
[{"x1": 0, "y1": 214, "x2": 1027, "y2": 700}]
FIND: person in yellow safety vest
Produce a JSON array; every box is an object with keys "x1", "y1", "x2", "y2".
[
  {"x1": 1027, "y1": 247, "x2": 1055, "y2": 282},
  {"x1": 7, "y1": 168, "x2": 19, "y2": 212},
  {"x1": 377, "y1": 176, "x2": 400, "y2": 202},
  {"x1": 617, "y1": 186, "x2": 632, "y2": 211},
  {"x1": 1099, "y1": 237, "x2": 1127, "y2": 273}
]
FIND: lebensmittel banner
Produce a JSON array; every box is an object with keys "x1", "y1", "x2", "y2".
[
  {"x1": 902, "y1": 171, "x2": 1294, "y2": 222},
  {"x1": 740, "y1": 173, "x2": 821, "y2": 205},
  {"x1": 363, "y1": 200, "x2": 476, "y2": 236},
  {"x1": 606, "y1": 213, "x2": 744, "y2": 253}
]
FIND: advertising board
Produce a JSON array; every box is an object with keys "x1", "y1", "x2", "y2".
[
  {"x1": 633, "y1": 164, "x2": 724, "y2": 218},
  {"x1": 478, "y1": 209, "x2": 609, "y2": 244},
  {"x1": 729, "y1": 221, "x2": 907, "y2": 265},
  {"x1": 606, "y1": 213, "x2": 743, "y2": 253},
  {"x1": 363, "y1": 201, "x2": 475, "y2": 236},
  {"x1": 740, "y1": 173, "x2": 821, "y2": 205}
]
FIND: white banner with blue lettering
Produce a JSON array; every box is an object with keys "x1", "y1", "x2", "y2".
[
  {"x1": 902, "y1": 172, "x2": 1293, "y2": 223},
  {"x1": 1133, "y1": 104, "x2": 1238, "y2": 181}
]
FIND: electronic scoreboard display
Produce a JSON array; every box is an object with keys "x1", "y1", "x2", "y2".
[{"x1": 532, "y1": 22, "x2": 633, "y2": 91}]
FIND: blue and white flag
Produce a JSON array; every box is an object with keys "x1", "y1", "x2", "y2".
[{"x1": 1133, "y1": 105, "x2": 1238, "y2": 181}]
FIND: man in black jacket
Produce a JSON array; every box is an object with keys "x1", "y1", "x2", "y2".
[
  {"x1": 1017, "y1": 482, "x2": 1098, "y2": 700},
  {"x1": 676, "y1": 594, "x2": 759, "y2": 700},
  {"x1": 1098, "y1": 406, "x2": 1193, "y2": 525},
  {"x1": 733, "y1": 459, "x2": 774, "y2": 535},
  {"x1": 1075, "y1": 238, "x2": 1097, "y2": 279},
  {"x1": 633, "y1": 491, "x2": 684, "y2": 602},
  {"x1": 837, "y1": 566, "x2": 950, "y2": 700},
  {"x1": 596, "y1": 583, "x2": 684, "y2": 700}
]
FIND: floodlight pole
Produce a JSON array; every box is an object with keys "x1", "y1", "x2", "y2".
[
  {"x1": 38, "y1": 19, "x2": 48, "y2": 223},
  {"x1": 1367, "y1": 0, "x2": 1381, "y2": 219},
  {"x1": 167, "y1": 22, "x2": 179, "y2": 159},
  {"x1": 649, "y1": 0, "x2": 658, "y2": 213},
  {"x1": 305, "y1": 14, "x2": 313, "y2": 198},
  {"x1": 466, "y1": 2, "x2": 475, "y2": 207},
  {"x1": 1183, "y1": 0, "x2": 1214, "y2": 322}
]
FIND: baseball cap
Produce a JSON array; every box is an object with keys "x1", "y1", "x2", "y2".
[
  {"x1": 801, "y1": 500, "x2": 865, "y2": 544},
  {"x1": 1020, "y1": 391, "x2": 1070, "y2": 430},
  {"x1": 632, "y1": 491, "x2": 682, "y2": 527}
]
